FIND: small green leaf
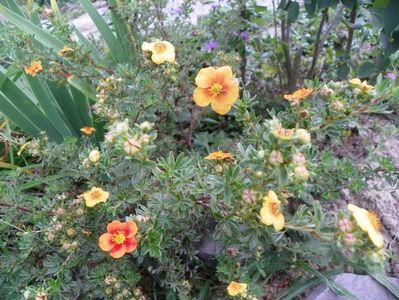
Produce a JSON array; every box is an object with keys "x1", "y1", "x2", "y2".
[
  {"x1": 357, "y1": 62, "x2": 376, "y2": 78},
  {"x1": 287, "y1": 2, "x2": 300, "y2": 22}
]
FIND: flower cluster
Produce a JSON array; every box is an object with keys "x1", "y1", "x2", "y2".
[{"x1": 104, "y1": 119, "x2": 156, "y2": 159}]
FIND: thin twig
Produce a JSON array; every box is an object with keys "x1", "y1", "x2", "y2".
[
  {"x1": 307, "y1": 9, "x2": 328, "y2": 79},
  {"x1": 345, "y1": 3, "x2": 358, "y2": 57}
]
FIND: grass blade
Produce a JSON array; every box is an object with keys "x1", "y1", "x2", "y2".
[
  {"x1": 0, "y1": 4, "x2": 64, "y2": 51},
  {"x1": 78, "y1": 0, "x2": 128, "y2": 63},
  {"x1": 296, "y1": 261, "x2": 358, "y2": 300},
  {"x1": 19, "y1": 173, "x2": 75, "y2": 191}
]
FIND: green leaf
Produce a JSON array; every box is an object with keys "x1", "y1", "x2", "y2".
[
  {"x1": 287, "y1": 2, "x2": 300, "y2": 22},
  {"x1": 382, "y1": 0, "x2": 399, "y2": 36},
  {"x1": 373, "y1": 0, "x2": 389, "y2": 8},
  {"x1": 357, "y1": 62, "x2": 376, "y2": 78},
  {"x1": 24, "y1": 76, "x2": 75, "y2": 137},
  {"x1": 19, "y1": 173, "x2": 75, "y2": 191},
  {"x1": 276, "y1": 269, "x2": 343, "y2": 300},
  {"x1": 107, "y1": 0, "x2": 137, "y2": 64},
  {"x1": 78, "y1": 0, "x2": 129, "y2": 63},
  {"x1": 0, "y1": 69, "x2": 62, "y2": 141},
  {"x1": 341, "y1": 0, "x2": 357, "y2": 8}
]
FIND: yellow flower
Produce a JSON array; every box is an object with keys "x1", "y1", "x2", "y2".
[
  {"x1": 24, "y1": 61, "x2": 43, "y2": 77},
  {"x1": 83, "y1": 187, "x2": 109, "y2": 207},
  {"x1": 80, "y1": 127, "x2": 96, "y2": 135},
  {"x1": 193, "y1": 66, "x2": 239, "y2": 115},
  {"x1": 205, "y1": 150, "x2": 234, "y2": 162},
  {"x1": 348, "y1": 78, "x2": 374, "y2": 93},
  {"x1": 59, "y1": 46, "x2": 74, "y2": 56},
  {"x1": 260, "y1": 191, "x2": 284, "y2": 231},
  {"x1": 347, "y1": 204, "x2": 383, "y2": 248},
  {"x1": 142, "y1": 41, "x2": 175, "y2": 64},
  {"x1": 227, "y1": 281, "x2": 247, "y2": 297},
  {"x1": 272, "y1": 124, "x2": 294, "y2": 140},
  {"x1": 283, "y1": 88, "x2": 312, "y2": 103}
]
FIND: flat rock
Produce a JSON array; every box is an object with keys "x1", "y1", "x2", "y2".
[{"x1": 306, "y1": 273, "x2": 399, "y2": 300}]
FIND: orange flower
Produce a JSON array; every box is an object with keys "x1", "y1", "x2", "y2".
[
  {"x1": 80, "y1": 127, "x2": 96, "y2": 135},
  {"x1": 99, "y1": 220, "x2": 138, "y2": 258},
  {"x1": 24, "y1": 61, "x2": 43, "y2": 77},
  {"x1": 284, "y1": 88, "x2": 312, "y2": 103},
  {"x1": 193, "y1": 66, "x2": 239, "y2": 115},
  {"x1": 205, "y1": 150, "x2": 234, "y2": 162}
]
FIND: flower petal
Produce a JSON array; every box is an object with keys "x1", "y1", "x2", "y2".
[
  {"x1": 99, "y1": 233, "x2": 114, "y2": 251},
  {"x1": 195, "y1": 67, "x2": 216, "y2": 88},
  {"x1": 215, "y1": 81, "x2": 239, "y2": 105},
  {"x1": 260, "y1": 206, "x2": 273, "y2": 226},
  {"x1": 85, "y1": 196, "x2": 98, "y2": 207},
  {"x1": 210, "y1": 101, "x2": 232, "y2": 115},
  {"x1": 124, "y1": 237, "x2": 138, "y2": 252},
  {"x1": 109, "y1": 244, "x2": 126, "y2": 259},
  {"x1": 123, "y1": 221, "x2": 138, "y2": 238},
  {"x1": 273, "y1": 214, "x2": 285, "y2": 231},
  {"x1": 107, "y1": 220, "x2": 124, "y2": 234},
  {"x1": 142, "y1": 42, "x2": 153, "y2": 51},
  {"x1": 193, "y1": 87, "x2": 211, "y2": 107},
  {"x1": 215, "y1": 66, "x2": 233, "y2": 83},
  {"x1": 368, "y1": 229, "x2": 384, "y2": 248}
]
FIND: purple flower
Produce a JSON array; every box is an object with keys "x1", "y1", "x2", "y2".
[
  {"x1": 239, "y1": 31, "x2": 249, "y2": 41},
  {"x1": 386, "y1": 72, "x2": 396, "y2": 81},
  {"x1": 173, "y1": 6, "x2": 183, "y2": 15},
  {"x1": 210, "y1": 3, "x2": 218, "y2": 10},
  {"x1": 204, "y1": 40, "x2": 218, "y2": 52}
]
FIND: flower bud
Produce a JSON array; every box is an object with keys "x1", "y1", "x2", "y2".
[
  {"x1": 269, "y1": 150, "x2": 284, "y2": 166},
  {"x1": 139, "y1": 121, "x2": 153, "y2": 132},
  {"x1": 338, "y1": 219, "x2": 353, "y2": 232},
  {"x1": 320, "y1": 85, "x2": 334, "y2": 97},
  {"x1": 292, "y1": 152, "x2": 306, "y2": 165},
  {"x1": 256, "y1": 150, "x2": 266, "y2": 159},
  {"x1": 343, "y1": 233, "x2": 356, "y2": 245},
  {"x1": 66, "y1": 228, "x2": 76, "y2": 237},
  {"x1": 296, "y1": 129, "x2": 311, "y2": 144},
  {"x1": 294, "y1": 165, "x2": 310, "y2": 181},
  {"x1": 88, "y1": 149, "x2": 100, "y2": 163},
  {"x1": 242, "y1": 189, "x2": 256, "y2": 204},
  {"x1": 331, "y1": 101, "x2": 344, "y2": 112},
  {"x1": 123, "y1": 138, "x2": 141, "y2": 156}
]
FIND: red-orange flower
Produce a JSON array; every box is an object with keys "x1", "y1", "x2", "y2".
[
  {"x1": 99, "y1": 220, "x2": 138, "y2": 258},
  {"x1": 193, "y1": 66, "x2": 239, "y2": 115}
]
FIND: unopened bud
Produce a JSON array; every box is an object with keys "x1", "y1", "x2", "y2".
[
  {"x1": 331, "y1": 101, "x2": 344, "y2": 111},
  {"x1": 294, "y1": 165, "x2": 310, "y2": 181},
  {"x1": 292, "y1": 152, "x2": 306, "y2": 165},
  {"x1": 269, "y1": 150, "x2": 284, "y2": 166},
  {"x1": 296, "y1": 129, "x2": 311, "y2": 144},
  {"x1": 338, "y1": 219, "x2": 353, "y2": 232},
  {"x1": 88, "y1": 149, "x2": 100, "y2": 163}
]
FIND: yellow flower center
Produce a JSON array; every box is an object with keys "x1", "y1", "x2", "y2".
[
  {"x1": 210, "y1": 83, "x2": 223, "y2": 96},
  {"x1": 153, "y1": 42, "x2": 167, "y2": 54},
  {"x1": 268, "y1": 202, "x2": 281, "y2": 216},
  {"x1": 90, "y1": 190, "x2": 102, "y2": 200},
  {"x1": 112, "y1": 232, "x2": 126, "y2": 244},
  {"x1": 368, "y1": 211, "x2": 381, "y2": 230}
]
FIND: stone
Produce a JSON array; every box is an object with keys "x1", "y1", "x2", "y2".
[{"x1": 306, "y1": 273, "x2": 399, "y2": 300}]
